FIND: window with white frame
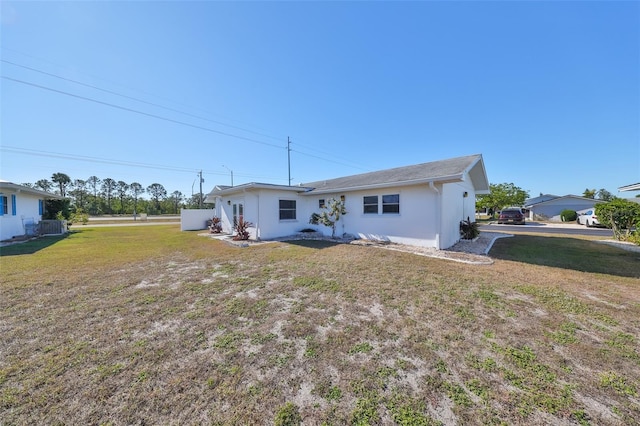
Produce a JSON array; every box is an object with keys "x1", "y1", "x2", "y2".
[
  {"x1": 382, "y1": 194, "x2": 400, "y2": 214},
  {"x1": 279, "y1": 199, "x2": 296, "y2": 220},
  {"x1": 363, "y1": 196, "x2": 378, "y2": 214},
  {"x1": 318, "y1": 199, "x2": 325, "y2": 209}
]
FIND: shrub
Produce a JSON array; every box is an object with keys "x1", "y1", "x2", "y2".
[
  {"x1": 233, "y1": 217, "x2": 253, "y2": 240},
  {"x1": 70, "y1": 208, "x2": 89, "y2": 225},
  {"x1": 460, "y1": 217, "x2": 480, "y2": 240},
  {"x1": 309, "y1": 197, "x2": 347, "y2": 238},
  {"x1": 560, "y1": 209, "x2": 577, "y2": 222},
  {"x1": 596, "y1": 199, "x2": 640, "y2": 241},
  {"x1": 208, "y1": 216, "x2": 222, "y2": 233}
]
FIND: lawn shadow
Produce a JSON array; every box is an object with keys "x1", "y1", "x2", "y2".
[
  {"x1": 0, "y1": 233, "x2": 70, "y2": 256},
  {"x1": 490, "y1": 234, "x2": 640, "y2": 279},
  {"x1": 281, "y1": 239, "x2": 343, "y2": 250}
]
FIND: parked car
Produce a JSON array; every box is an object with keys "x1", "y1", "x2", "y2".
[
  {"x1": 577, "y1": 209, "x2": 600, "y2": 227},
  {"x1": 497, "y1": 207, "x2": 526, "y2": 225}
]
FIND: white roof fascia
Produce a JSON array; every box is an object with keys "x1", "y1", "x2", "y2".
[
  {"x1": 619, "y1": 183, "x2": 640, "y2": 192},
  {"x1": 209, "y1": 183, "x2": 311, "y2": 197},
  {"x1": 303, "y1": 174, "x2": 464, "y2": 195},
  {"x1": 0, "y1": 181, "x2": 63, "y2": 199}
]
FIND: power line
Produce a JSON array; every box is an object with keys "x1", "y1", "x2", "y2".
[
  {"x1": 2, "y1": 56, "x2": 377, "y2": 172},
  {"x1": 1, "y1": 59, "x2": 287, "y2": 143},
  {"x1": 3, "y1": 60, "x2": 368, "y2": 169},
  {"x1": 2, "y1": 61, "x2": 375, "y2": 173},
  {"x1": 2, "y1": 75, "x2": 287, "y2": 151},
  {"x1": 1, "y1": 145, "x2": 285, "y2": 181},
  {"x1": 2, "y1": 47, "x2": 287, "y2": 139}
]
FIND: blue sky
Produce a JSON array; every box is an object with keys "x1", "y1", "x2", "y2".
[{"x1": 1, "y1": 1, "x2": 639, "y2": 201}]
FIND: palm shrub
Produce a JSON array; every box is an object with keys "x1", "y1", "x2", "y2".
[
  {"x1": 209, "y1": 216, "x2": 222, "y2": 233},
  {"x1": 460, "y1": 217, "x2": 480, "y2": 240},
  {"x1": 233, "y1": 217, "x2": 253, "y2": 240}
]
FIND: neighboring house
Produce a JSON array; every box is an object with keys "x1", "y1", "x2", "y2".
[
  {"x1": 619, "y1": 182, "x2": 640, "y2": 192},
  {"x1": 524, "y1": 194, "x2": 605, "y2": 222},
  {"x1": 204, "y1": 154, "x2": 489, "y2": 249},
  {"x1": 0, "y1": 180, "x2": 62, "y2": 241}
]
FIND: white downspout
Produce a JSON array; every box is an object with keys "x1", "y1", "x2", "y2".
[
  {"x1": 256, "y1": 193, "x2": 260, "y2": 241},
  {"x1": 429, "y1": 182, "x2": 441, "y2": 249}
]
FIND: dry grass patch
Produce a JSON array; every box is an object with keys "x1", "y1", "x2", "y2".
[{"x1": 1, "y1": 226, "x2": 639, "y2": 425}]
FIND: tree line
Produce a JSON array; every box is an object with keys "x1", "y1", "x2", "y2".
[{"x1": 23, "y1": 172, "x2": 211, "y2": 217}]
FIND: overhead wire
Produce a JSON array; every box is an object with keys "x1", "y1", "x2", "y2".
[
  {"x1": 2, "y1": 75, "x2": 286, "y2": 150},
  {"x1": 1, "y1": 145, "x2": 287, "y2": 181},
  {"x1": 2, "y1": 55, "x2": 374, "y2": 174},
  {"x1": 1, "y1": 59, "x2": 287, "y2": 143}
]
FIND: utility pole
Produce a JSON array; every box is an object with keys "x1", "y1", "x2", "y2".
[
  {"x1": 287, "y1": 136, "x2": 291, "y2": 186},
  {"x1": 222, "y1": 165, "x2": 233, "y2": 187},
  {"x1": 198, "y1": 170, "x2": 204, "y2": 208}
]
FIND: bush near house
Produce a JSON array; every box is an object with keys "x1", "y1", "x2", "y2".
[
  {"x1": 560, "y1": 210, "x2": 577, "y2": 222},
  {"x1": 460, "y1": 217, "x2": 480, "y2": 240},
  {"x1": 309, "y1": 197, "x2": 347, "y2": 239},
  {"x1": 596, "y1": 199, "x2": 640, "y2": 244},
  {"x1": 233, "y1": 217, "x2": 253, "y2": 240}
]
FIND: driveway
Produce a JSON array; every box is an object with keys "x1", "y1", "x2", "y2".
[{"x1": 480, "y1": 221, "x2": 614, "y2": 237}]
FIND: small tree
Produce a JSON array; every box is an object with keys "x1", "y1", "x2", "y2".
[
  {"x1": 596, "y1": 199, "x2": 640, "y2": 242},
  {"x1": 476, "y1": 183, "x2": 529, "y2": 218},
  {"x1": 309, "y1": 197, "x2": 347, "y2": 238}
]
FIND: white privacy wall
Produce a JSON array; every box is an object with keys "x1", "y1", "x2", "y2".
[{"x1": 180, "y1": 209, "x2": 215, "y2": 231}]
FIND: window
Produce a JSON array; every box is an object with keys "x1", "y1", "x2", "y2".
[
  {"x1": 279, "y1": 199, "x2": 296, "y2": 220},
  {"x1": 363, "y1": 196, "x2": 378, "y2": 214},
  {"x1": 382, "y1": 194, "x2": 400, "y2": 214},
  {"x1": 38, "y1": 199, "x2": 44, "y2": 216},
  {"x1": 11, "y1": 194, "x2": 16, "y2": 216},
  {"x1": 0, "y1": 196, "x2": 6, "y2": 216},
  {"x1": 318, "y1": 199, "x2": 325, "y2": 209}
]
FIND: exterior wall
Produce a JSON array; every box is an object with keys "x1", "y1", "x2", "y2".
[
  {"x1": 180, "y1": 208, "x2": 215, "y2": 231},
  {"x1": 0, "y1": 191, "x2": 43, "y2": 241},
  {"x1": 206, "y1": 177, "x2": 478, "y2": 250},
  {"x1": 529, "y1": 199, "x2": 601, "y2": 221},
  {"x1": 305, "y1": 186, "x2": 440, "y2": 248},
  {"x1": 440, "y1": 179, "x2": 476, "y2": 249},
  {"x1": 216, "y1": 190, "x2": 310, "y2": 240}
]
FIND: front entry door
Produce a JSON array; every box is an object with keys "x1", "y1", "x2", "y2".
[{"x1": 232, "y1": 203, "x2": 244, "y2": 228}]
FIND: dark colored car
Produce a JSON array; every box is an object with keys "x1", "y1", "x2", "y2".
[{"x1": 498, "y1": 207, "x2": 526, "y2": 225}]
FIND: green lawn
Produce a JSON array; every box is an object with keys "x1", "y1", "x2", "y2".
[{"x1": 1, "y1": 226, "x2": 638, "y2": 425}]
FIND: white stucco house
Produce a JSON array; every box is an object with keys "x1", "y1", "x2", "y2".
[
  {"x1": 203, "y1": 154, "x2": 489, "y2": 249},
  {"x1": 0, "y1": 180, "x2": 63, "y2": 241},
  {"x1": 524, "y1": 194, "x2": 605, "y2": 222}
]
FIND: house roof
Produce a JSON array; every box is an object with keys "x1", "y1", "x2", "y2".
[
  {"x1": 525, "y1": 194, "x2": 605, "y2": 208},
  {"x1": 205, "y1": 182, "x2": 309, "y2": 200},
  {"x1": 302, "y1": 154, "x2": 489, "y2": 195},
  {"x1": 205, "y1": 154, "x2": 489, "y2": 200},
  {"x1": 619, "y1": 182, "x2": 640, "y2": 192},
  {"x1": 0, "y1": 180, "x2": 63, "y2": 199},
  {"x1": 524, "y1": 194, "x2": 560, "y2": 206}
]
